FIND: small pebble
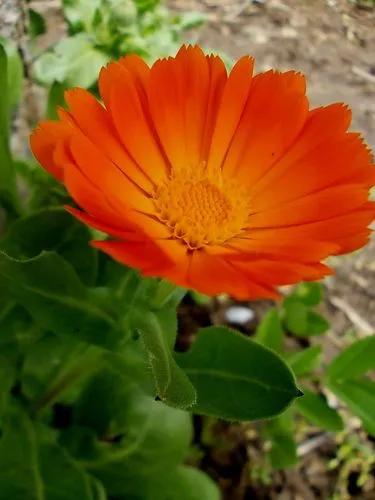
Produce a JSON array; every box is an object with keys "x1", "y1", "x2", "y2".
[{"x1": 225, "y1": 305, "x2": 255, "y2": 325}]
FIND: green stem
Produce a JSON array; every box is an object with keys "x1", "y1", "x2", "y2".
[{"x1": 151, "y1": 279, "x2": 186, "y2": 309}]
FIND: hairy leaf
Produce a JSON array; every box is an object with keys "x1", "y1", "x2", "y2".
[
  {"x1": 0, "y1": 251, "x2": 122, "y2": 349},
  {"x1": 1, "y1": 208, "x2": 98, "y2": 285},
  {"x1": 133, "y1": 310, "x2": 196, "y2": 409},
  {"x1": 176, "y1": 326, "x2": 301, "y2": 421}
]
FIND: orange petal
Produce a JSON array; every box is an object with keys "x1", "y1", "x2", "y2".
[
  {"x1": 333, "y1": 230, "x2": 371, "y2": 253},
  {"x1": 102, "y1": 62, "x2": 169, "y2": 183},
  {"x1": 118, "y1": 54, "x2": 150, "y2": 101},
  {"x1": 30, "y1": 120, "x2": 72, "y2": 180},
  {"x1": 247, "y1": 205, "x2": 375, "y2": 254},
  {"x1": 148, "y1": 45, "x2": 211, "y2": 170},
  {"x1": 225, "y1": 237, "x2": 340, "y2": 262},
  {"x1": 222, "y1": 71, "x2": 308, "y2": 186},
  {"x1": 187, "y1": 250, "x2": 279, "y2": 300},
  {"x1": 66, "y1": 206, "x2": 142, "y2": 241},
  {"x1": 200, "y1": 54, "x2": 227, "y2": 160},
  {"x1": 174, "y1": 46, "x2": 211, "y2": 167},
  {"x1": 249, "y1": 184, "x2": 369, "y2": 228},
  {"x1": 230, "y1": 259, "x2": 332, "y2": 287},
  {"x1": 68, "y1": 133, "x2": 154, "y2": 215},
  {"x1": 64, "y1": 88, "x2": 155, "y2": 191},
  {"x1": 252, "y1": 103, "x2": 352, "y2": 196},
  {"x1": 92, "y1": 239, "x2": 173, "y2": 275},
  {"x1": 99, "y1": 54, "x2": 150, "y2": 109},
  {"x1": 64, "y1": 161, "x2": 130, "y2": 227},
  {"x1": 206, "y1": 55, "x2": 254, "y2": 172},
  {"x1": 252, "y1": 129, "x2": 374, "y2": 211}
]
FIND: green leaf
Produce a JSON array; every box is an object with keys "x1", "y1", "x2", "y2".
[
  {"x1": 177, "y1": 11, "x2": 206, "y2": 30},
  {"x1": 28, "y1": 9, "x2": 47, "y2": 38},
  {"x1": 254, "y1": 308, "x2": 284, "y2": 352},
  {"x1": 326, "y1": 336, "x2": 375, "y2": 382},
  {"x1": 0, "y1": 43, "x2": 9, "y2": 137},
  {"x1": 155, "y1": 466, "x2": 220, "y2": 500},
  {"x1": 133, "y1": 310, "x2": 196, "y2": 409},
  {"x1": 0, "y1": 302, "x2": 37, "y2": 348},
  {"x1": 282, "y1": 297, "x2": 328, "y2": 336},
  {"x1": 63, "y1": 0, "x2": 102, "y2": 31},
  {"x1": 282, "y1": 297, "x2": 308, "y2": 335},
  {"x1": 134, "y1": 0, "x2": 160, "y2": 14},
  {"x1": 305, "y1": 311, "x2": 330, "y2": 336},
  {"x1": 287, "y1": 345, "x2": 322, "y2": 377},
  {"x1": 190, "y1": 290, "x2": 211, "y2": 305},
  {"x1": 33, "y1": 34, "x2": 108, "y2": 88},
  {"x1": 0, "y1": 405, "x2": 44, "y2": 500},
  {"x1": 176, "y1": 326, "x2": 301, "y2": 421},
  {"x1": 1, "y1": 208, "x2": 98, "y2": 285},
  {"x1": 38, "y1": 437, "x2": 95, "y2": 499},
  {"x1": 46, "y1": 81, "x2": 68, "y2": 119},
  {"x1": 293, "y1": 282, "x2": 323, "y2": 306},
  {"x1": 269, "y1": 434, "x2": 297, "y2": 470},
  {"x1": 0, "y1": 38, "x2": 23, "y2": 112},
  {"x1": 0, "y1": 251, "x2": 122, "y2": 349},
  {"x1": 0, "y1": 42, "x2": 18, "y2": 213},
  {"x1": 0, "y1": 355, "x2": 15, "y2": 415},
  {"x1": 263, "y1": 410, "x2": 297, "y2": 469},
  {"x1": 108, "y1": 0, "x2": 138, "y2": 25},
  {"x1": 21, "y1": 332, "x2": 86, "y2": 400},
  {"x1": 74, "y1": 368, "x2": 124, "y2": 437},
  {"x1": 0, "y1": 410, "x2": 95, "y2": 500},
  {"x1": 295, "y1": 388, "x2": 343, "y2": 432},
  {"x1": 151, "y1": 279, "x2": 186, "y2": 310},
  {"x1": 329, "y1": 377, "x2": 375, "y2": 435},
  {"x1": 86, "y1": 389, "x2": 192, "y2": 497}
]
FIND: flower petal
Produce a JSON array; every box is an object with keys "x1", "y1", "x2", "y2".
[
  {"x1": 223, "y1": 71, "x2": 308, "y2": 186},
  {"x1": 207, "y1": 55, "x2": 254, "y2": 172},
  {"x1": 148, "y1": 45, "x2": 211, "y2": 170},
  {"x1": 188, "y1": 250, "x2": 279, "y2": 300},
  {"x1": 64, "y1": 88, "x2": 155, "y2": 191},
  {"x1": 249, "y1": 184, "x2": 369, "y2": 228},
  {"x1": 92, "y1": 239, "x2": 173, "y2": 275},
  {"x1": 251, "y1": 103, "x2": 353, "y2": 197},
  {"x1": 68, "y1": 133, "x2": 154, "y2": 214},
  {"x1": 101, "y1": 62, "x2": 169, "y2": 183},
  {"x1": 30, "y1": 120, "x2": 72, "y2": 180},
  {"x1": 246, "y1": 205, "x2": 375, "y2": 254},
  {"x1": 66, "y1": 206, "x2": 141, "y2": 241}
]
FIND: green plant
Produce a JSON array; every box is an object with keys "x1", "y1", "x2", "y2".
[
  {"x1": 253, "y1": 282, "x2": 374, "y2": 472},
  {"x1": 1, "y1": 1, "x2": 374, "y2": 496},
  {"x1": 31, "y1": 0, "x2": 205, "y2": 89}
]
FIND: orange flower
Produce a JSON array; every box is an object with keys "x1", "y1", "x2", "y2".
[{"x1": 30, "y1": 46, "x2": 375, "y2": 299}]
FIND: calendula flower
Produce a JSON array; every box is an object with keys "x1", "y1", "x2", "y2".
[{"x1": 31, "y1": 46, "x2": 375, "y2": 299}]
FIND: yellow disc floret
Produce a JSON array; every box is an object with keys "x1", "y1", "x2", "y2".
[{"x1": 153, "y1": 163, "x2": 250, "y2": 249}]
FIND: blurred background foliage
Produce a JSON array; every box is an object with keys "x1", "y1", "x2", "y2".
[{"x1": 32, "y1": 0, "x2": 205, "y2": 88}]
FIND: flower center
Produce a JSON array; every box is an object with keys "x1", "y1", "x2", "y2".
[{"x1": 153, "y1": 165, "x2": 250, "y2": 249}]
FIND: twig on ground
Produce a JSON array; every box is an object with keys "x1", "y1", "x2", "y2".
[{"x1": 329, "y1": 296, "x2": 374, "y2": 335}]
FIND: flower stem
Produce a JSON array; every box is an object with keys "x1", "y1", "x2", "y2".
[{"x1": 151, "y1": 279, "x2": 186, "y2": 309}]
